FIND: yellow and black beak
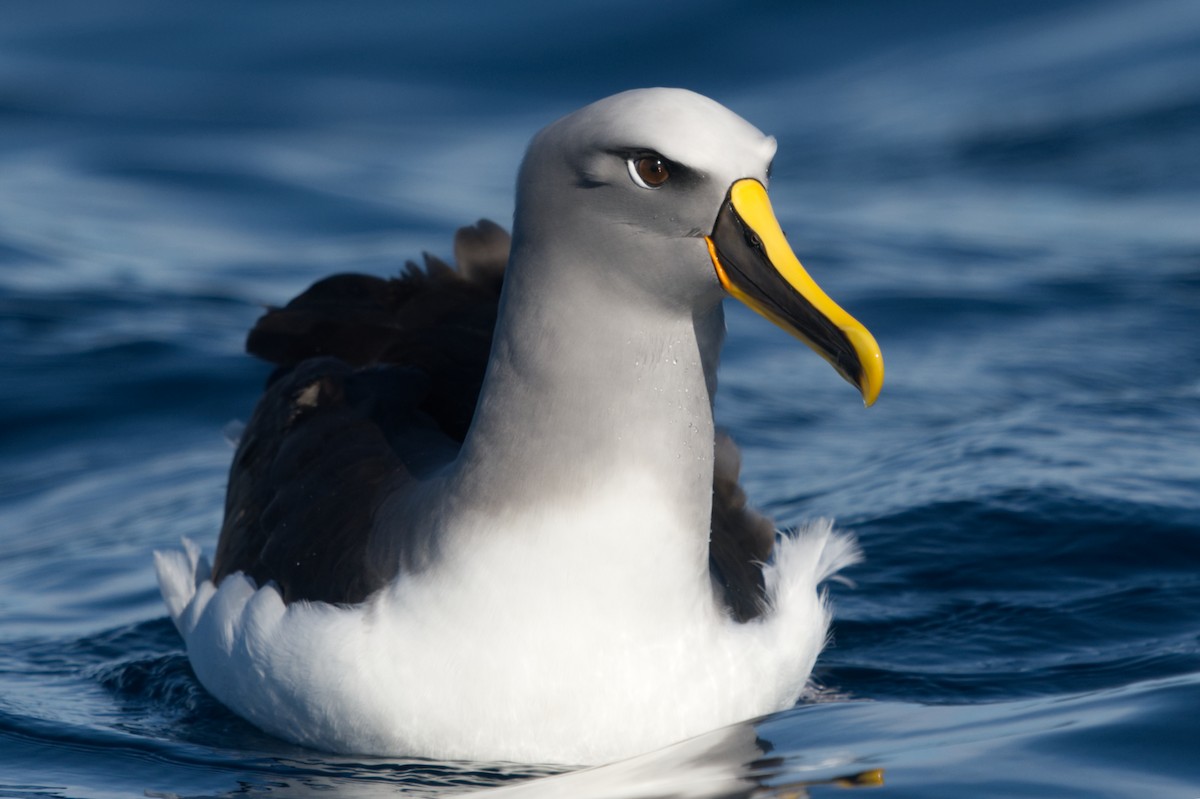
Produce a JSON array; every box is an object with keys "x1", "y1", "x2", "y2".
[{"x1": 705, "y1": 179, "x2": 883, "y2": 406}]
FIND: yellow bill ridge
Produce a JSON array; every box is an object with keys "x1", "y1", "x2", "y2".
[{"x1": 705, "y1": 178, "x2": 884, "y2": 406}]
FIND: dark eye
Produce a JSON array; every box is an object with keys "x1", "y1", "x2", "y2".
[{"x1": 628, "y1": 156, "x2": 670, "y2": 189}]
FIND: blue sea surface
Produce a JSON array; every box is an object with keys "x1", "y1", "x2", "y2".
[{"x1": 2, "y1": 1, "x2": 1199, "y2": 796}]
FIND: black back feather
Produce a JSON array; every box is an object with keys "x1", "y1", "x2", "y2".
[{"x1": 212, "y1": 219, "x2": 773, "y2": 618}]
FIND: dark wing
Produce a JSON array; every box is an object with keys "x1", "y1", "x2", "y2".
[
  {"x1": 709, "y1": 431, "x2": 775, "y2": 622},
  {"x1": 212, "y1": 221, "x2": 508, "y2": 604},
  {"x1": 211, "y1": 218, "x2": 773, "y2": 617}
]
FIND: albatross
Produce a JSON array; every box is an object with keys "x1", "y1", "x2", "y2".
[{"x1": 155, "y1": 88, "x2": 883, "y2": 765}]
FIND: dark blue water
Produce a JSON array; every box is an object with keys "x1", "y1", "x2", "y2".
[{"x1": 2, "y1": 1, "x2": 1199, "y2": 796}]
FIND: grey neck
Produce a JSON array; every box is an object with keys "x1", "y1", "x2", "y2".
[{"x1": 447, "y1": 233, "x2": 725, "y2": 540}]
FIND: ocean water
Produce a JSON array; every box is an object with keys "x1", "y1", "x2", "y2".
[{"x1": 2, "y1": 1, "x2": 1199, "y2": 796}]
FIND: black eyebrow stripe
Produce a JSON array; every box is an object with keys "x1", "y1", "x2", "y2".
[{"x1": 609, "y1": 149, "x2": 702, "y2": 186}]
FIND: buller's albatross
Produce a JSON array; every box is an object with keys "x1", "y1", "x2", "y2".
[{"x1": 156, "y1": 88, "x2": 883, "y2": 765}]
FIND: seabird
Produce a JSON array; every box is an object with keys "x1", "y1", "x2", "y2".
[{"x1": 155, "y1": 88, "x2": 883, "y2": 765}]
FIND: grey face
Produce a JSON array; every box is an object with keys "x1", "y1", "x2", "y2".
[
  {"x1": 507, "y1": 88, "x2": 883, "y2": 404},
  {"x1": 510, "y1": 88, "x2": 778, "y2": 314}
]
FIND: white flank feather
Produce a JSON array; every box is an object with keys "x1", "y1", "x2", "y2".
[{"x1": 155, "y1": 490, "x2": 860, "y2": 764}]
